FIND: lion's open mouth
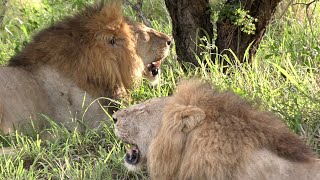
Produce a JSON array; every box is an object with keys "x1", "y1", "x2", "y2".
[
  {"x1": 147, "y1": 60, "x2": 162, "y2": 77},
  {"x1": 125, "y1": 144, "x2": 140, "y2": 165}
]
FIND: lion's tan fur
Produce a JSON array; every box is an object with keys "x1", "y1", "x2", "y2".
[
  {"x1": 114, "y1": 79, "x2": 320, "y2": 180},
  {"x1": 0, "y1": 1, "x2": 171, "y2": 133}
]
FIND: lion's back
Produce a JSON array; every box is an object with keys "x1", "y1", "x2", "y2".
[{"x1": 0, "y1": 67, "x2": 50, "y2": 133}]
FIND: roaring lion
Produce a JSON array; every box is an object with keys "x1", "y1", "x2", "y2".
[
  {"x1": 0, "y1": 1, "x2": 171, "y2": 134},
  {"x1": 113, "y1": 79, "x2": 320, "y2": 179}
]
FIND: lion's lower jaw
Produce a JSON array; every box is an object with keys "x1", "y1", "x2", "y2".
[
  {"x1": 149, "y1": 77, "x2": 159, "y2": 87},
  {"x1": 145, "y1": 74, "x2": 160, "y2": 87},
  {"x1": 124, "y1": 161, "x2": 143, "y2": 172},
  {"x1": 143, "y1": 67, "x2": 161, "y2": 86}
]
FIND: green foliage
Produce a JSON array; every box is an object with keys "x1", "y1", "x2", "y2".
[
  {"x1": 231, "y1": 7, "x2": 258, "y2": 34},
  {"x1": 211, "y1": 2, "x2": 258, "y2": 35},
  {"x1": 0, "y1": 0, "x2": 320, "y2": 179}
]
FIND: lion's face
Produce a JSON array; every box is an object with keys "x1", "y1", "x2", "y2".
[
  {"x1": 76, "y1": 5, "x2": 171, "y2": 93},
  {"x1": 113, "y1": 97, "x2": 167, "y2": 171},
  {"x1": 132, "y1": 23, "x2": 172, "y2": 84}
]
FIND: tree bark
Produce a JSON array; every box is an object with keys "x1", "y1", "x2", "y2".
[
  {"x1": 165, "y1": 0, "x2": 213, "y2": 66},
  {"x1": 165, "y1": 0, "x2": 282, "y2": 66},
  {"x1": 216, "y1": 0, "x2": 282, "y2": 63}
]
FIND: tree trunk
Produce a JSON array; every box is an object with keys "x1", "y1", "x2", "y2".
[
  {"x1": 165, "y1": 0, "x2": 282, "y2": 66},
  {"x1": 216, "y1": 0, "x2": 282, "y2": 63},
  {"x1": 164, "y1": 0, "x2": 213, "y2": 66}
]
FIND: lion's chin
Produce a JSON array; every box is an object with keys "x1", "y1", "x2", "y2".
[{"x1": 124, "y1": 160, "x2": 143, "y2": 172}]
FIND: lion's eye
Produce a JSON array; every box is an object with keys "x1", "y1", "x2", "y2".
[{"x1": 109, "y1": 36, "x2": 116, "y2": 46}]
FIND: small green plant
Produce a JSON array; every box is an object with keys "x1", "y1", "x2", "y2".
[
  {"x1": 211, "y1": 2, "x2": 258, "y2": 35},
  {"x1": 230, "y1": 7, "x2": 258, "y2": 34}
]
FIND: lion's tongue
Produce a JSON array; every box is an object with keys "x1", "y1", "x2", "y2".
[
  {"x1": 152, "y1": 60, "x2": 161, "y2": 68},
  {"x1": 125, "y1": 145, "x2": 140, "y2": 165}
]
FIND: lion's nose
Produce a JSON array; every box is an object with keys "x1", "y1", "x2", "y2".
[
  {"x1": 112, "y1": 117, "x2": 117, "y2": 123},
  {"x1": 166, "y1": 40, "x2": 172, "y2": 46}
]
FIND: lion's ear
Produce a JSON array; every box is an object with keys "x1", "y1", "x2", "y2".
[
  {"x1": 148, "y1": 105, "x2": 206, "y2": 178},
  {"x1": 178, "y1": 105, "x2": 206, "y2": 133}
]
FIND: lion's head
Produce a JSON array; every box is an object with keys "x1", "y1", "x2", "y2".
[
  {"x1": 131, "y1": 22, "x2": 171, "y2": 84},
  {"x1": 114, "y1": 79, "x2": 317, "y2": 179},
  {"x1": 113, "y1": 80, "x2": 209, "y2": 171},
  {"x1": 113, "y1": 97, "x2": 168, "y2": 171},
  {"x1": 9, "y1": 1, "x2": 171, "y2": 98}
]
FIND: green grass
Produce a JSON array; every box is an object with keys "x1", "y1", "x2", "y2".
[{"x1": 1, "y1": 0, "x2": 320, "y2": 179}]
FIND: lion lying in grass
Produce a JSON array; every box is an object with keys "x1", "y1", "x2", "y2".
[
  {"x1": 0, "y1": 1, "x2": 171, "y2": 134},
  {"x1": 113, "y1": 79, "x2": 320, "y2": 180}
]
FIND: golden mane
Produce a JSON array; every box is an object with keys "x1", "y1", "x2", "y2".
[
  {"x1": 164, "y1": 79, "x2": 315, "y2": 161},
  {"x1": 148, "y1": 79, "x2": 316, "y2": 179}
]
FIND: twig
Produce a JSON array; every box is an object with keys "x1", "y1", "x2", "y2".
[
  {"x1": 293, "y1": 0, "x2": 319, "y2": 43},
  {"x1": 124, "y1": 0, "x2": 152, "y2": 27},
  {"x1": 293, "y1": 0, "x2": 318, "y2": 6},
  {"x1": 277, "y1": 0, "x2": 294, "y2": 20}
]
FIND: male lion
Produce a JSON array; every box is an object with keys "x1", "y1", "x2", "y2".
[
  {"x1": 0, "y1": 1, "x2": 171, "y2": 134},
  {"x1": 113, "y1": 79, "x2": 320, "y2": 180}
]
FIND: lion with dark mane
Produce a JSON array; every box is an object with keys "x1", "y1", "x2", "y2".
[
  {"x1": 114, "y1": 79, "x2": 320, "y2": 180},
  {"x1": 0, "y1": 1, "x2": 171, "y2": 134}
]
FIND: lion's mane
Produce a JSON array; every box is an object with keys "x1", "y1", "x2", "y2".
[{"x1": 148, "y1": 79, "x2": 316, "y2": 179}]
